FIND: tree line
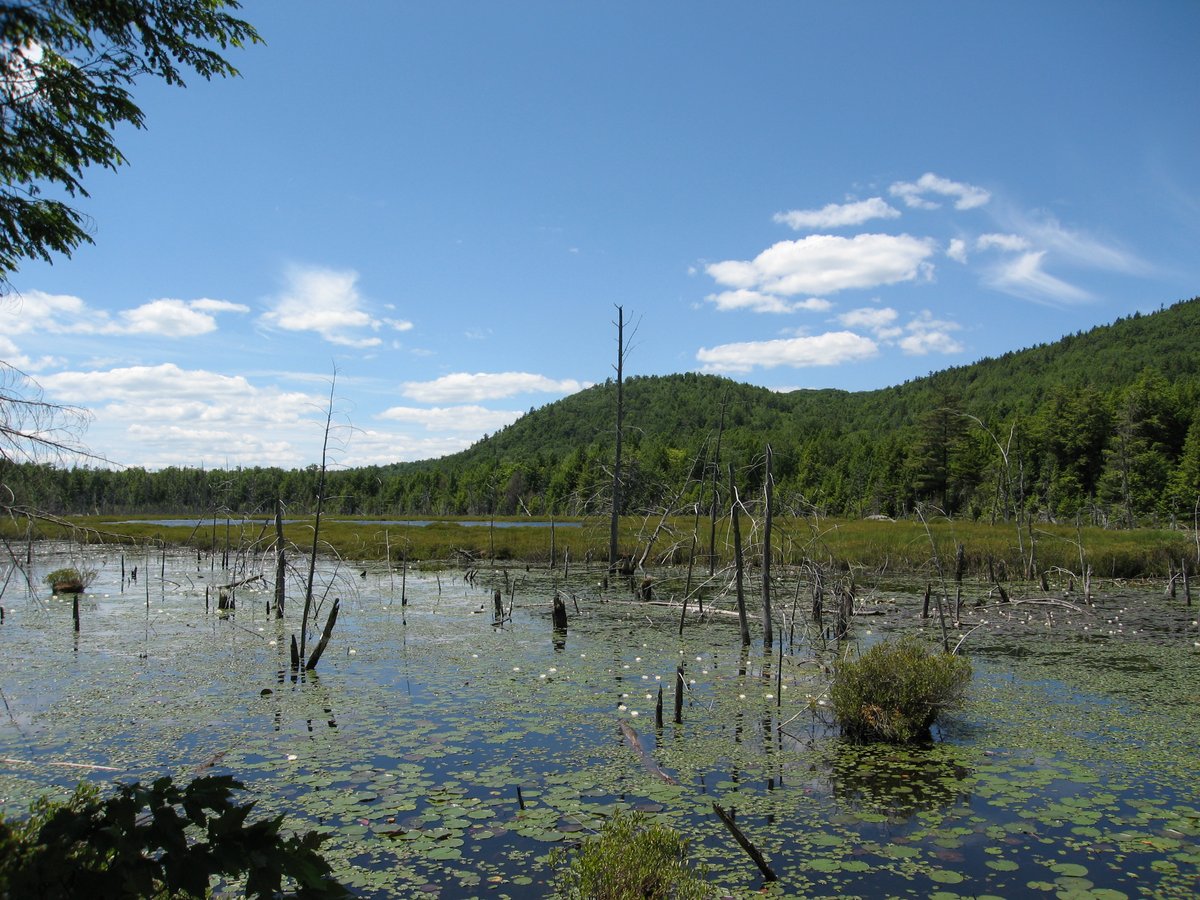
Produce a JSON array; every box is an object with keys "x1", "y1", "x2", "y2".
[{"x1": 4, "y1": 298, "x2": 1200, "y2": 529}]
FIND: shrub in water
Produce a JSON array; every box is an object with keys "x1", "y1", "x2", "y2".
[
  {"x1": 550, "y1": 809, "x2": 710, "y2": 900},
  {"x1": 830, "y1": 636, "x2": 972, "y2": 743},
  {"x1": 43, "y1": 566, "x2": 95, "y2": 594}
]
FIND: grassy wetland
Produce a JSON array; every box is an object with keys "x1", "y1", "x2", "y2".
[{"x1": 2, "y1": 516, "x2": 1200, "y2": 897}]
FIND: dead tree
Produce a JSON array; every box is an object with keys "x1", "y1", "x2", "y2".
[
  {"x1": 761, "y1": 444, "x2": 775, "y2": 649},
  {"x1": 730, "y1": 464, "x2": 751, "y2": 647}
]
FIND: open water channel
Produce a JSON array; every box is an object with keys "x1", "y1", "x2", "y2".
[{"x1": 2, "y1": 543, "x2": 1199, "y2": 897}]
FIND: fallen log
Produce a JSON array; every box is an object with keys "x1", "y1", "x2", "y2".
[{"x1": 618, "y1": 721, "x2": 677, "y2": 784}]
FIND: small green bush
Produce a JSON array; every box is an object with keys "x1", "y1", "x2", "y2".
[
  {"x1": 43, "y1": 566, "x2": 95, "y2": 593},
  {"x1": 830, "y1": 636, "x2": 972, "y2": 743},
  {"x1": 550, "y1": 809, "x2": 710, "y2": 900},
  {"x1": 0, "y1": 775, "x2": 347, "y2": 898}
]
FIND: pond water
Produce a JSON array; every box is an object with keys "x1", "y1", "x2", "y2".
[{"x1": 2, "y1": 544, "x2": 1199, "y2": 898}]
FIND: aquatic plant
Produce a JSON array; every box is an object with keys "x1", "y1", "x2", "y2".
[
  {"x1": 42, "y1": 566, "x2": 94, "y2": 594},
  {"x1": 831, "y1": 636, "x2": 972, "y2": 743},
  {"x1": 550, "y1": 809, "x2": 710, "y2": 900}
]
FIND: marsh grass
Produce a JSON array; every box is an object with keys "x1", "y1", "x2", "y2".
[{"x1": 5, "y1": 514, "x2": 1191, "y2": 579}]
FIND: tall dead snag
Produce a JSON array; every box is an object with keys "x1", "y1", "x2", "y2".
[
  {"x1": 761, "y1": 444, "x2": 775, "y2": 649},
  {"x1": 297, "y1": 374, "x2": 337, "y2": 670},
  {"x1": 273, "y1": 498, "x2": 285, "y2": 619},
  {"x1": 305, "y1": 598, "x2": 340, "y2": 671},
  {"x1": 609, "y1": 304, "x2": 624, "y2": 574},
  {"x1": 674, "y1": 664, "x2": 685, "y2": 724},
  {"x1": 708, "y1": 392, "x2": 728, "y2": 576},
  {"x1": 730, "y1": 464, "x2": 750, "y2": 647}
]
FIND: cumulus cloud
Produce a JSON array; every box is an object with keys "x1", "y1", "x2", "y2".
[
  {"x1": 704, "y1": 289, "x2": 831, "y2": 314},
  {"x1": 117, "y1": 299, "x2": 230, "y2": 336},
  {"x1": 261, "y1": 265, "x2": 411, "y2": 347},
  {"x1": 696, "y1": 331, "x2": 878, "y2": 373},
  {"x1": 835, "y1": 306, "x2": 963, "y2": 355},
  {"x1": 897, "y1": 311, "x2": 964, "y2": 355},
  {"x1": 706, "y1": 233, "x2": 935, "y2": 297},
  {"x1": 34, "y1": 363, "x2": 334, "y2": 468},
  {"x1": 378, "y1": 404, "x2": 523, "y2": 433},
  {"x1": 889, "y1": 173, "x2": 990, "y2": 211},
  {"x1": 946, "y1": 238, "x2": 968, "y2": 263},
  {"x1": 838, "y1": 306, "x2": 899, "y2": 332},
  {"x1": 977, "y1": 233, "x2": 1031, "y2": 252},
  {"x1": 773, "y1": 197, "x2": 900, "y2": 230},
  {"x1": 1, "y1": 291, "x2": 247, "y2": 337},
  {"x1": 401, "y1": 371, "x2": 587, "y2": 403}
]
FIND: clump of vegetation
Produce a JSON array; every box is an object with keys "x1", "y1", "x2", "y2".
[
  {"x1": 43, "y1": 566, "x2": 95, "y2": 594},
  {"x1": 831, "y1": 636, "x2": 972, "y2": 743},
  {"x1": 550, "y1": 809, "x2": 710, "y2": 900},
  {"x1": 0, "y1": 775, "x2": 347, "y2": 899}
]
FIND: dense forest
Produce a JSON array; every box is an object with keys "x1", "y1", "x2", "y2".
[{"x1": 5, "y1": 297, "x2": 1200, "y2": 528}]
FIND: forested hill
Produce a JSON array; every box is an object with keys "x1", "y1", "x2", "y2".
[
  {"x1": 418, "y1": 294, "x2": 1200, "y2": 474},
  {"x1": 9, "y1": 296, "x2": 1200, "y2": 525}
]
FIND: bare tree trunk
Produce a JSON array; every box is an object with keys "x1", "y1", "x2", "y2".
[
  {"x1": 273, "y1": 498, "x2": 285, "y2": 619},
  {"x1": 761, "y1": 444, "x2": 775, "y2": 649},
  {"x1": 730, "y1": 464, "x2": 750, "y2": 647},
  {"x1": 609, "y1": 304, "x2": 624, "y2": 573},
  {"x1": 708, "y1": 392, "x2": 727, "y2": 576},
  {"x1": 305, "y1": 598, "x2": 340, "y2": 670},
  {"x1": 298, "y1": 375, "x2": 336, "y2": 668}
]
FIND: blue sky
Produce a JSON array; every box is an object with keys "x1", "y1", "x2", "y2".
[{"x1": 5, "y1": 1, "x2": 1199, "y2": 471}]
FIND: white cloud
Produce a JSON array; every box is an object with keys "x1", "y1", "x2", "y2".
[
  {"x1": 985, "y1": 250, "x2": 1091, "y2": 303},
  {"x1": 898, "y1": 311, "x2": 964, "y2": 355},
  {"x1": 696, "y1": 331, "x2": 878, "y2": 373},
  {"x1": 261, "y1": 265, "x2": 410, "y2": 348},
  {"x1": 116, "y1": 299, "x2": 221, "y2": 336},
  {"x1": 837, "y1": 306, "x2": 898, "y2": 331},
  {"x1": 190, "y1": 298, "x2": 250, "y2": 314},
  {"x1": 1, "y1": 291, "x2": 246, "y2": 337},
  {"x1": 0, "y1": 335, "x2": 62, "y2": 372},
  {"x1": 1017, "y1": 214, "x2": 1142, "y2": 273},
  {"x1": 40, "y1": 363, "x2": 301, "y2": 406},
  {"x1": 977, "y1": 233, "x2": 1031, "y2": 252},
  {"x1": 34, "y1": 363, "x2": 334, "y2": 469},
  {"x1": 378, "y1": 404, "x2": 523, "y2": 433},
  {"x1": 946, "y1": 238, "x2": 968, "y2": 263},
  {"x1": 773, "y1": 197, "x2": 900, "y2": 230},
  {"x1": 705, "y1": 289, "x2": 831, "y2": 314},
  {"x1": 889, "y1": 173, "x2": 991, "y2": 211},
  {"x1": 706, "y1": 233, "x2": 935, "y2": 297},
  {"x1": 2, "y1": 290, "x2": 93, "y2": 334},
  {"x1": 401, "y1": 371, "x2": 587, "y2": 403}
]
